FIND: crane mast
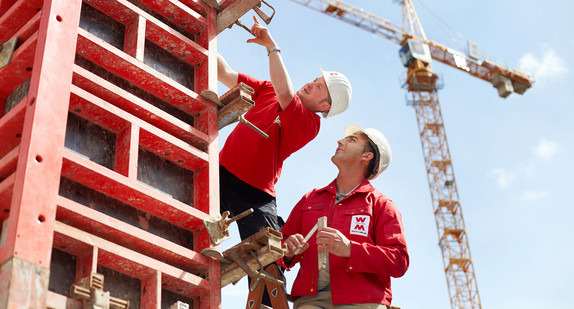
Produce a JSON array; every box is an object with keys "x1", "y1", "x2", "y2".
[
  {"x1": 288, "y1": 0, "x2": 534, "y2": 308},
  {"x1": 401, "y1": 1, "x2": 481, "y2": 308}
]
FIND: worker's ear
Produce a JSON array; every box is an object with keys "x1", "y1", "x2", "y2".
[
  {"x1": 361, "y1": 151, "x2": 374, "y2": 162},
  {"x1": 319, "y1": 101, "x2": 331, "y2": 112}
]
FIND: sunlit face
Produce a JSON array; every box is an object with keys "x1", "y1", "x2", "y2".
[
  {"x1": 297, "y1": 77, "x2": 331, "y2": 113},
  {"x1": 331, "y1": 133, "x2": 370, "y2": 166}
]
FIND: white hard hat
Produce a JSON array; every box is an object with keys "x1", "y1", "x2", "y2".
[
  {"x1": 320, "y1": 68, "x2": 352, "y2": 118},
  {"x1": 344, "y1": 125, "x2": 392, "y2": 180}
]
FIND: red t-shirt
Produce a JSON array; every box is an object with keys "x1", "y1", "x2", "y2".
[{"x1": 219, "y1": 73, "x2": 321, "y2": 196}]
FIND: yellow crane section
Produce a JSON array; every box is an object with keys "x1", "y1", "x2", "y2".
[
  {"x1": 289, "y1": 0, "x2": 533, "y2": 97},
  {"x1": 288, "y1": 1, "x2": 535, "y2": 309}
]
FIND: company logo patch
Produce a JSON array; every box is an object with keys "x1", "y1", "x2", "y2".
[
  {"x1": 350, "y1": 215, "x2": 369, "y2": 236},
  {"x1": 273, "y1": 116, "x2": 281, "y2": 127}
]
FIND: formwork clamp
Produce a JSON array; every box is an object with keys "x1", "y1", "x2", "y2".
[
  {"x1": 0, "y1": 37, "x2": 17, "y2": 69},
  {"x1": 202, "y1": 82, "x2": 269, "y2": 138},
  {"x1": 70, "y1": 273, "x2": 130, "y2": 309},
  {"x1": 201, "y1": 0, "x2": 276, "y2": 34},
  {"x1": 203, "y1": 208, "x2": 254, "y2": 245}
]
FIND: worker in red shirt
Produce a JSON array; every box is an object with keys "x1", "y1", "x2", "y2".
[
  {"x1": 280, "y1": 125, "x2": 409, "y2": 308},
  {"x1": 217, "y1": 16, "x2": 352, "y2": 307}
]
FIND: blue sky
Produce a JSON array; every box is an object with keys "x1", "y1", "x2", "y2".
[{"x1": 215, "y1": 0, "x2": 574, "y2": 308}]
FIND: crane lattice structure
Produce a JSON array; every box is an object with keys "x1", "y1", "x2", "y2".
[{"x1": 287, "y1": 1, "x2": 534, "y2": 308}]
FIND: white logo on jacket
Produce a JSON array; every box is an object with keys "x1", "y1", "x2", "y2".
[{"x1": 350, "y1": 215, "x2": 369, "y2": 236}]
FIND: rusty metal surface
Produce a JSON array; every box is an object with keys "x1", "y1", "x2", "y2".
[
  {"x1": 203, "y1": 208, "x2": 253, "y2": 245},
  {"x1": 209, "y1": 0, "x2": 262, "y2": 34},
  {"x1": 216, "y1": 82, "x2": 254, "y2": 129}
]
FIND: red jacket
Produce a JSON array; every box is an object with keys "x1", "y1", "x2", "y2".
[{"x1": 280, "y1": 179, "x2": 409, "y2": 305}]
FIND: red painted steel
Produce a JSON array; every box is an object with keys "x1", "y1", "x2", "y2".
[
  {"x1": 0, "y1": 0, "x2": 83, "y2": 307},
  {"x1": 1, "y1": 0, "x2": 222, "y2": 307}
]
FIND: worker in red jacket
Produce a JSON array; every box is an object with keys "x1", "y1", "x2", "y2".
[
  {"x1": 218, "y1": 16, "x2": 352, "y2": 241},
  {"x1": 280, "y1": 125, "x2": 409, "y2": 308},
  {"x1": 217, "y1": 16, "x2": 352, "y2": 307}
]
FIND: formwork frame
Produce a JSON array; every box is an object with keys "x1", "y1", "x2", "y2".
[{"x1": 0, "y1": 0, "x2": 223, "y2": 308}]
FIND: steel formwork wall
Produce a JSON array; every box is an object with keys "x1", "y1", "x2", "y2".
[{"x1": 0, "y1": 0, "x2": 221, "y2": 308}]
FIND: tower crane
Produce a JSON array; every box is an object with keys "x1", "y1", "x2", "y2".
[{"x1": 287, "y1": 1, "x2": 534, "y2": 308}]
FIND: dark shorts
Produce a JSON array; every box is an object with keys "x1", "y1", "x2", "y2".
[
  {"x1": 219, "y1": 166, "x2": 286, "y2": 306},
  {"x1": 219, "y1": 165, "x2": 284, "y2": 240}
]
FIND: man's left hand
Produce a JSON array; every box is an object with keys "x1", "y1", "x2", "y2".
[{"x1": 316, "y1": 227, "x2": 352, "y2": 258}]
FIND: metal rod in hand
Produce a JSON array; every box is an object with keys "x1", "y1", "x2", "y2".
[{"x1": 317, "y1": 217, "x2": 328, "y2": 271}]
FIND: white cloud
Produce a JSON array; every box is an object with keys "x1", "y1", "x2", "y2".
[
  {"x1": 519, "y1": 48, "x2": 568, "y2": 79},
  {"x1": 533, "y1": 139, "x2": 558, "y2": 161},
  {"x1": 488, "y1": 168, "x2": 515, "y2": 189},
  {"x1": 520, "y1": 190, "x2": 549, "y2": 201}
]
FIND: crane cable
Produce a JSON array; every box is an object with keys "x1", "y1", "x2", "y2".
[{"x1": 412, "y1": 0, "x2": 467, "y2": 51}]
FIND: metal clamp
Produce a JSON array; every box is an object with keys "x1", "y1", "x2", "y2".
[
  {"x1": 70, "y1": 273, "x2": 130, "y2": 309},
  {"x1": 201, "y1": 0, "x2": 275, "y2": 34},
  {"x1": 203, "y1": 208, "x2": 254, "y2": 245},
  {"x1": 0, "y1": 37, "x2": 18, "y2": 69},
  {"x1": 253, "y1": 0, "x2": 275, "y2": 25}
]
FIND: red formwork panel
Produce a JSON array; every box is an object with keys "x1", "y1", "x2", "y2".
[{"x1": 0, "y1": 0, "x2": 220, "y2": 308}]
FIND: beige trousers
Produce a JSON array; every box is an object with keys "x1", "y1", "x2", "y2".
[{"x1": 293, "y1": 270, "x2": 388, "y2": 309}]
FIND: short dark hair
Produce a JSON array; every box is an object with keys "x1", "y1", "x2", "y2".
[{"x1": 360, "y1": 133, "x2": 378, "y2": 177}]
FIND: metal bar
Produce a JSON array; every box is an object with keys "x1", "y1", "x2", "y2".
[{"x1": 317, "y1": 217, "x2": 328, "y2": 271}]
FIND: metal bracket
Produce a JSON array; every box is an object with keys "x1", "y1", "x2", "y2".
[
  {"x1": 253, "y1": 0, "x2": 275, "y2": 25},
  {"x1": 70, "y1": 273, "x2": 130, "y2": 309},
  {"x1": 227, "y1": 246, "x2": 284, "y2": 289},
  {"x1": 201, "y1": 82, "x2": 269, "y2": 138},
  {"x1": 170, "y1": 301, "x2": 190, "y2": 309},
  {"x1": 0, "y1": 37, "x2": 18, "y2": 69},
  {"x1": 201, "y1": 0, "x2": 275, "y2": 34},
  {"x1": 203, "y1": 208, "x2": 254, "y2": 245},
  {"x1": 201, "y1": 227, "x2": 284, "y2": 287}
]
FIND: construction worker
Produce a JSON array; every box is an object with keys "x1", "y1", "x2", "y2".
[
  {"x1": 217, "y1": 15, "x2": 351, "y2": 307},
  {"x1": 280, "y1": 125, "x2": 409, "y2": 309}
]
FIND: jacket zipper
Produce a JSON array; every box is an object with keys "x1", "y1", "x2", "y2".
[{"x1": 327, "y1": 194, "x2": 336, "y2": 227}]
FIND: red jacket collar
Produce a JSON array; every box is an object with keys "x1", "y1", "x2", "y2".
[{"x1": 319, "y1": 178, "x2": 375, "y2": 195}]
